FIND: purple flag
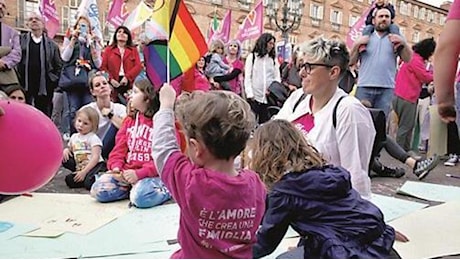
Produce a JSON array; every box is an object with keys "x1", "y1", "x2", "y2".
[
  {"x1": 107, "y1": 0, "x2": 129, "y2": 27},
  {"x1": 235, "y1": 0, "x2": 263, "y2": 42},
  {"x1": 40, "y1": 0, "x2": 59, "y2": 38},
  {"x1": 346, "y1": 5, "x2": 373, "y2": 48},
  {"x1": 208, "y1": 9, "x2": 232, "y2": 44}
]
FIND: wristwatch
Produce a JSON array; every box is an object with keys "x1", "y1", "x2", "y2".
[{"x1": 107, "y1": 111, "x2": 114, "y2": 119}]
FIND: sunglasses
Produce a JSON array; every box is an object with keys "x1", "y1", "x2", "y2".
[{"x1": 300, "y1": 62, "x2": 334, "y2": 73}]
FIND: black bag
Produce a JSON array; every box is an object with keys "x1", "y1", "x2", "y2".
[
  {"x1": 58, "y1": 65, "x2": 90, "y2": 91},
  {"x1": 267, "y1": 81, "x2": 289, "y2": 107}
]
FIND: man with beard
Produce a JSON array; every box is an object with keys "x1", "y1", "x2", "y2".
[
  {"x1": 17, "y1": 12, "x2": 62, "y2": 116},
  {"x1": 350, "y1": 7, "x2": 413, "y2": 178},
  {"x1": 0, "y1": 0, "x2": 21, "y2": 91},
  {"x1": 350, "y1": 7, "x2": 411, "y2": 118}
]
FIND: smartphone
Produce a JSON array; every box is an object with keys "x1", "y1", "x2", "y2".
[{"x1": 79, "y1": 23, "x2": 87, "y2": 37}]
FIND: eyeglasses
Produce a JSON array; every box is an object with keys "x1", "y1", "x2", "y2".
[{"x1": 300, "y1": 62, "x2": 334, "y2": 73}]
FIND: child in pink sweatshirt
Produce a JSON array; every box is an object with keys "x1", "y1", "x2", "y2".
[
  {"x1": 91, "y1": 79, "x2": 171, "y2": 208},
  {"x1": 152, "y1": 85, "x2": 267, "y2": 258}
]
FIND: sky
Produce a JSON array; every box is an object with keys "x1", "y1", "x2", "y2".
[{"x1": 418, "y1": 0, "x2": 450, "y2": 8}]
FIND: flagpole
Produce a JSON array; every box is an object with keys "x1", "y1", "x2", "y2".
[{"x1": 167, "y1": 40, "x2": 170, "y2": 84}]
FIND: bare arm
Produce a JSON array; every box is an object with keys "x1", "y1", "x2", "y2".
[
  {"x1": 349, "y1": 36, "x2": 369, "y2": 65},
  {"x1": 80, "y1": 145, "x2": 102, "y2": 175},
  {"x1": 434, "y1": 19, "x2": 460, "y2": 122}
]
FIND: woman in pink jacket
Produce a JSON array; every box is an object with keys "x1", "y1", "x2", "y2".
[{"x1": 393, "y1": 38, "x2": 436, "y2": 152}]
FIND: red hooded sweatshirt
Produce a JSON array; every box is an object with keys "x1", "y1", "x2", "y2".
[{"x1": 107, "y1": 113, "x2": 157, "y2": 180}]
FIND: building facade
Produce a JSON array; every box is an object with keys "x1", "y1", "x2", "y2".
[{"x1": 2, "y1": 0, "x2": 449, "y2": 50}]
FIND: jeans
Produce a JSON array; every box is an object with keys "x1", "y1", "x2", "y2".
[
  {"x1": 66, "y1": 89, "x2": 93, "y2": 133},
  {"x1": 101, "y1": 125, "x2": 118, "y2": 160},
  {"x1": 355, "y1": 87, "x2": 394, "y2": 118},
  {"x1": 51, "y1": 91, "x2": 70, "y2": 134},
  {"x1": 91, "y1": 175, "x2": 171, "y2": 208}
]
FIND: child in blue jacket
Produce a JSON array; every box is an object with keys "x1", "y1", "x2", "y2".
[{"x1": 249, "y1": 119, "x2": 396, "y2": 259}]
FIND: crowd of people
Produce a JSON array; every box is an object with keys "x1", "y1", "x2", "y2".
[{"x1": 1, "y1": 0, "x2": 460, "y2": 257}]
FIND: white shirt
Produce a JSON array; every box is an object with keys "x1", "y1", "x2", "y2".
[
  {"x1": 275, "y1": 88, "x2": 375, "y2": 200},
  {"x1": 244, "y1": 53, "x2": 281, "y2": 103}
]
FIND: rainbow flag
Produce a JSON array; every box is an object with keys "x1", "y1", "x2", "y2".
[{"x1": 144, "y1": 0, "x2": 208, "y2": 87}]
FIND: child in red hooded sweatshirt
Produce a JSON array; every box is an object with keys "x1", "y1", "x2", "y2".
[
  {"x1": 91, "y1": 79, "x2": 171, "y2": 208},
  {"x1": 152, "y1": 85, "x2": 267, "y2": 258}
]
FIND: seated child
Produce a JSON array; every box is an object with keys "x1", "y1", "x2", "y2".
[
  {"x1": 63, "y1": 107, "x2": 106, "y2": 190},
  {"x1": 360, "y1": 0, "x2": 402, "y2": 52},
  {"x1": 90, "y1": 79, "x2": 171, "y2": 208},
  {"x1": 249, "y1": 120, "x2": 396, "y2": 259},
  {"x1": 152, "y1": 85, "x2": 267, "y2": 258},
  {"x1": 205, "y1": 39, "x2": 232, "y2": 91}
]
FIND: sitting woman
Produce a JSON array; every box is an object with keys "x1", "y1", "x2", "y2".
[
  {"x1": 249, "y1": 120, "x2": 396, "y2": 259},
  {"x1": 82, "y1": 71, "x2": 127, "y2": 159},
  {"x1": 4, "y1": 84, "x2": 26, "y2": 104},
  {"x1": 90, "y1": 79, "x2": 170, "y2": 208}
]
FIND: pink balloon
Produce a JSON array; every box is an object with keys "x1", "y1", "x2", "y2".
[{"x1": 0, "y1": 100, "x2": 63, "y2": 194}]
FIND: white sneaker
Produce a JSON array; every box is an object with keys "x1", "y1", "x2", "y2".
[
  {"x1": 444, "y1": 154, "x2": 458, "y2": 167},
  {"x1": 63, "y1": 133, "x2": 71, "y2": 142}
]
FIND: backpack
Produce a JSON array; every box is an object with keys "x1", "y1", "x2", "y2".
[
  {"x1": 332, "y1": 96, "x2": 386, "y2": 159},
  {"x1": 250, "y1": 52, "x2": 288, "y2": 107}
]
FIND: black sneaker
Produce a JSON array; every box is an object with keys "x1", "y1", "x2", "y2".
[
  {"x1": 413, "y1": 154, "x2": 439, "y2": 180},
  {"x1": 371, "y1": 158, "x2": 406, "y2": 178}
]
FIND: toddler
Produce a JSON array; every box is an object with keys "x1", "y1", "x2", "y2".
[
  {"x1": 63, "y1": 107, "x2": 106, "y2": 190},
  {"x1": 152, "y1": 85, "x2": 267, "y2": 258}
]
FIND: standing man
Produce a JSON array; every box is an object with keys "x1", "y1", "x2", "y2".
[
  {"x1": 350, "y1": 7, "x2": 412, "y2": 117},
  {"x1": 17, "y1": 12, "x2": 62, "y2": 116},
  {"x1": 0, "y1": 0, "x2": 21, "y2": 91}
]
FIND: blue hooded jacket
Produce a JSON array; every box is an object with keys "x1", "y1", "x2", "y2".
[{"x1": 253, "y1": 165, "x2": 395, "y2": 258}]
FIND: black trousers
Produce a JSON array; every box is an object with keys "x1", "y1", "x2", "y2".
[
  {"x1": 447, "y1": 121, "x2": 460, "y2": 155},
  {"x1": 63, "y1": 157, "x2": 107, "y2": 190},
  {"x1": 249, "y1": 99, "x2": 270, "y2": 124}
]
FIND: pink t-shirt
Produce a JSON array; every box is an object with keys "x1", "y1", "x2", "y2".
[
  {"x1": 447, "y1": 0, "x2": 460, "y2": 20},
  {"x1": 292, "y1": 98, "x2": 315, "y2": 137},
  {"x1": 162, "y1": 152, "x2": 266, "y2": 259},
  {"x1": 224, "y1": 57, "x2": 244, "y2": 95},
  {"x1": 293, "y1": 113, "x2": 315, "y2": 138}
]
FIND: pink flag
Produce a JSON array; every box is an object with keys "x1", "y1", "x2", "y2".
[
  {"x1": 346, "y1": 5, "x2": 373, "y2": 48},
  {"x1": 235, "y1": 0, "x2": 263, "y2": 43},
  {"x1": 39, "y1": 0, "x2": 59, "y2": 38},
  {"x1": 107, "y1": 0, "x2": 129, "y2": 27},
  {"x1": 208, "y1": 10, "x2": 232, "y2": 44}
]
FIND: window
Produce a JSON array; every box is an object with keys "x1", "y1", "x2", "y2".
[
  {"x1": 399, "y1": 1, "x2": 408, "y2": 15},
  {"x1": 310, "y1": 4, "x2": 323, "y2": 20},
  {"x1": 330, "y1": 10, "x2": 342, "y2": 25},
  {"x1": 349, "y1": 14, "x2": 359, "y2": 27},
  {"x1": 399, "y1": 27, "x2": 406, "y2": 38},
  {"x1": 210, "y1": 0, "x2": 222, "y2": 5},
  {"x1": 413, "y1": 5, "x2": 419, "y2": 18},
  {"x1": 426, "y1": 10, "x2": 434, "y2": 22},
  {"x1": 412, "y1": 31, "x2": 420, "y2": 42},
  {"x1": 288, "y1": 35, "x2": 297, "y2": 45},
  {"x1": 439, "y1": 14, "x2": 446, "y2": 25},
  {"x1": 17, "y1": 0, "x2": 39, "y2": 27},
  {"x1": 419, "y1": 7, "x2": 426, "y2": 20},
  {"x1": 61, "y1": 6, "x2": 79, "y2": 32},
  {"x1": 69, "y1": 0, "x2": 81, "y2": 8}
]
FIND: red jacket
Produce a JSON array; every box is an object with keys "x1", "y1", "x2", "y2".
[
  {"x1": 108, "y1": 113, "x2": 186, "y2": 180},
  {"x1": 101, "y1": 45, "x2": 142, "y2": 84}
]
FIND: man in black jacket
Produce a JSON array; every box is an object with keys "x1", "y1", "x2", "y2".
[{"x1": 17, "y1": 12, "x2": 62, "y2": 116}]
